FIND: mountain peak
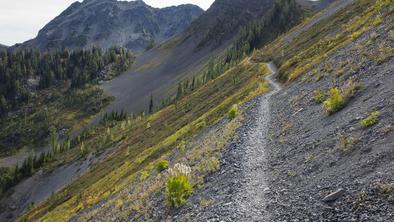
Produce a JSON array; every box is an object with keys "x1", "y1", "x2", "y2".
[{"x1": 18, "y1": 0, "x2": 203, "y2": 51}]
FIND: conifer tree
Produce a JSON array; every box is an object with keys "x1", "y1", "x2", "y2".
[{"x1": 149, "y1": 94, "x2": 154, "y2": 114}]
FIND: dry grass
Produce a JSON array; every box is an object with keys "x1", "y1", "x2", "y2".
[
  {"x1": 337, "y1": 134, "x2": 357, "y2": 154},
  {"x1": 382, "y1": 183, "x2": 394, "y2": 195}
]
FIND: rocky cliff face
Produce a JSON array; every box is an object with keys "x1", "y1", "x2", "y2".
[{"x1": 20, "y1": 0, "x2": 203, "y2": 51}]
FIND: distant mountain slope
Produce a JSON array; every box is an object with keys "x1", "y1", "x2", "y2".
[
  {"x1": 0, "y1": 44, "x2": 7, "y2": 50},
  {"x1": 187, "y1": 0, "x2": 275, "y2": 49},
  {"x1": 102, "y1": 0, "x2": 289, "y2": 113},
  {"x1": 19, "y1": 0, "x2": 203, "y2": 51},
  {"x1": 102, "y1": 0, "x2": 317, "y2": 114},
  {"x1": 296, "y1": 0, "x2": 337, "y2": 10},
  {"x1": 189, "y1": 0, "x2": 334, "y2": 50}
]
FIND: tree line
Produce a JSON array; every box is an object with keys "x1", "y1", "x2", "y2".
[
  {"x1": 174, "y1": 0, "x2": 303, "y2": 100},
  {"x1": 0, "y1": 47, "x2": 134, "y2": 116}
]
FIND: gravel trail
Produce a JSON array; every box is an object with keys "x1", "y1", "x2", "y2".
[
  {"x1": 175, "y1": 62, "x2": 282, "y2": 221},
  {"x1": 231, "y1": 62, "x2": 281, "y2": 221}
]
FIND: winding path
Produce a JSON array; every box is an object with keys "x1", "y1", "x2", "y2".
[
  {"x1": 176, "y1": 61, "x2": 282, "y2": 221},
  {"x1": 231, "y1": 62, "x2": 282, "y2": 220}
]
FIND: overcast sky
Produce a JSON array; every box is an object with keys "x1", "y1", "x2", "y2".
[{"x1": 0, "y1": 0, "x2": 214, "y2": 46}]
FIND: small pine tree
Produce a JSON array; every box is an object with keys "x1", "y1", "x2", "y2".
[
  {"x1": 49, "y1": 127, "x2": 58, "y2": 154},
  {"x1": 149, "y1": 94, "x2": 154, "y2": 114},
  {"x1": 80, "y1": 142, "x2": 86, "y2": 155},
  {"x1": 0, "y1": 95, "x2": 8, "y2": 115},
  {"x1": 176, "y1": 83, "x2": 183, "y2": 99}
]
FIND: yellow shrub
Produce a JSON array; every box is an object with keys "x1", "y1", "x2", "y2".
[
  {"x1": 228, "y1": 105, "x2": 239, "y2": 120},
  {"x1": 360, "y1": 111, "x2": 380, "y2": 128},
  {"x1": 323, "y1": 88, "x2": 345, "y2": 114}
]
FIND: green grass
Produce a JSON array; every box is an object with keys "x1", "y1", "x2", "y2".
[
  {"x1": 228, "y1": 105, "x2": 239, "y2": 120},
  {"x1": 313, "y1": 89, "x2": 325, "y2": 103},
  {"x1": 156, "y1": 160, "x2": 169, "y2": 172},
  {"x1": 254, "y1": 0, "x2": 390, "y2": 83},
  {"x1": 360, "y1": 111, "x2": 380, "y2": 128},
  {"x1": 0, "y1": 84, "x2": 112, "y2": 157}
]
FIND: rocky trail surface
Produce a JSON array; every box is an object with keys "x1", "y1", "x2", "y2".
[
  {"x1": 176, "y1": 18, "x2": 394, "y2": 220},
  {"x1": 230, "y1": 62, "x2": 282, "y2": 220},
  {"x1": 174, "y1": 62, "x2": 282, "y2": 221}
]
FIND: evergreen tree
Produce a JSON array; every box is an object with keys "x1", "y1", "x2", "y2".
[
  {"x1": 0, "y1": 95, "x2": 8, "y2": 115},
  {"x1": 149, "y1": 94, "x2": 154, "y2": 114},
  {"x1": 176, "y1": 83, "x2": 183, "y2": 99}
]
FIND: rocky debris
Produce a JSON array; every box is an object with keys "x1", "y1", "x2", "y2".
[
  {"x1": 172, "y1": 64, "x2": 281, "y2": 221},
  {"x1": 323, "y1": 188, "x2": 345, "y2": 202},
  {"x1": 174, "y1": 3, "x2": 393, "y2": 221}
]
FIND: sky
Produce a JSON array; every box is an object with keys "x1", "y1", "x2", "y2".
[{"x1": 0, "y1": 0, "x2": 214, "y2": 46}]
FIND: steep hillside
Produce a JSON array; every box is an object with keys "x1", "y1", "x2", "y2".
[
  {"x1": 4, "y1": 0, "x2": 388, "y2": 221},
  {"x1": 171, "y1": 0, "x2": 393, "y2": 220},
  {"x1": 18, "y1": 0, "x2": 203, "y2": 51},
  {"x1": 1, "y1": 0, "x2": 332, "y2": 219},
  {"x1": 102, "y1": 0, "x2": 308, "y2": 114},
  {"x1": 187, "y1": 0, "x2": 275, "y2": 49},
  {"x1": 0, "y1": 44, "x2": 7, "y2": 50},
  {"x1": 13, "y1": 54, "x2": 271, "y2": 222},
  {"x1": 296, "y1": 0, "x2": 337, "y2": 10},
  {"x1": 260, "y1": 0, "x2": 394, "y2": 220}
]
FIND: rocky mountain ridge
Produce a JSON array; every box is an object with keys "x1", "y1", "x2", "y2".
[{"x1": 17, "y1": 0, "x2": 203, "y2": 51}]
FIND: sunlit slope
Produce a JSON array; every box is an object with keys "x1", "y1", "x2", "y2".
[{"x1": 19, "y1": 59, "x2": 270, "y2": 221}]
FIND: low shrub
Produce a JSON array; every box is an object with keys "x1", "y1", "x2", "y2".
[
  {"x1": 337, "y1": 134, "x2": 357, "y2": 153},
  {"x1": 178, "y1": 140, "x2": 187, "y2": 152},
  {"x1": 313, "y1": 89, "x2": 325, "y2": 103},
  {"x1": 342, "y1": 80, "x2": 364, "y2": 99},
  {"x1": 355, "y1": 191, "x2": 367, "y2": 204},
  {"x1": 382, "y1": 183, "x2": 394, "y2": 195},
  {"x1": 350, "y1": 31, "x2": 362, "y2": 40},
  {"x1": 323, "y1": 88, "x2": 345, "y2": 114},
  {"x1": 166, "y1": 175, "x2": 193, "y2": 207},
  {"x1": 166, "y1": 163, "x2": 193, "y2": 208},
  {"x1": 323, "y1": 81, "x2": 363, "y2": 114},
  {"x1": 228, "y1": 105, "x2": 239, "y2": 120},
  {"x1": 372, "y1": 15, "x2": 382, "y2": 26},
  {"x1": 199, "y1": 157, "x2": 220, "y2": 174},
  {"x1": 157, "y1": 160, "x2": 169, "y2": 172},
  {"x1": 361, "y1": 111, "x2": 380, "y2": 128}
]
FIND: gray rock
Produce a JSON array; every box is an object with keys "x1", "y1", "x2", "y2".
[{"x1": 322, "y1": 189, "x2": 345, "y2": 202}]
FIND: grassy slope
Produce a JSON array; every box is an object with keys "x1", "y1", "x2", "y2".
[
  {"x1": 254, "y1": 0, "x2": 391, "y2": 82},
  {"x1": 0, "y1": 84, "x2": 112, "y2": 157},
  {"x1": 19, "y1": 59, "x2": 270, "y2": 221},
  {"x1": 248, "y1": 0, "x2": 393, "y2": 220},
  {"x1": 19, "y1": 0, "x2": 393, "y2": 220}
]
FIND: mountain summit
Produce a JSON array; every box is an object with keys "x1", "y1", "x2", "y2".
[{"x1": 19, "y1": 0, "x2": 203, "y2": 51}]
